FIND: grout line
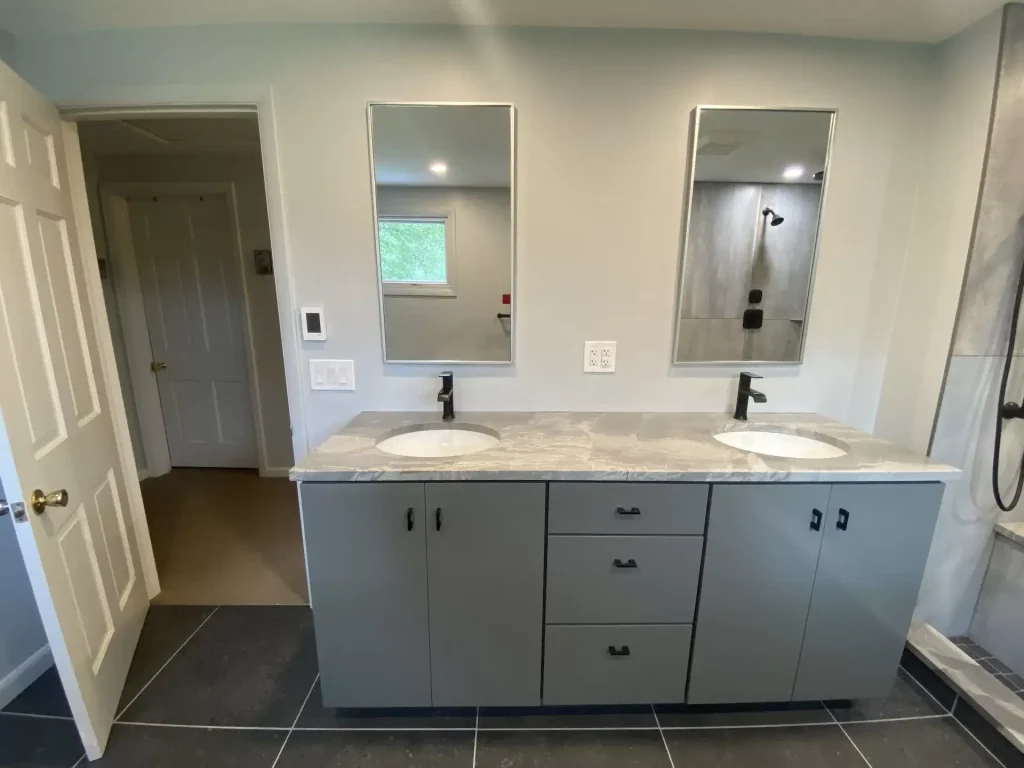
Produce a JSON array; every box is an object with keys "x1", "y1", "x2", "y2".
[
  {"x1": 652, "y1": 705, "x2": 676, "y2": 768},
  {"x1": 827, "y1": 703, "x2": 874, "y2": 768},
  {"x1": 472, "y1": 707, "x2": 479, "y2": 768},
  {"x1": 117, "y1": 721, "x2": 292, "y2": 731},
  {"x1": 951, "y1": 694, "x2": 959, "y2": 714},
  {"x1": 115, "y1": 606, "x2": 220, "y2": 721},
  {"x1": 953, "y1": 713, "x2": 1008, "y2": 768},
  {"x1": 899, "y1": 664, "x2": 953, "y2": 714},
  {"x1": 69, "y1": 755, "x2": 86, "y2": 768},
  {"x1": 0, "y1": 711, "x2": 76, "y2": 722},
  {"x1": 270, "y1": 674, "x2": 320, "y2": 768},
  {"x1": 293, "y1": 727, "x2": 477, "y2": 732}
]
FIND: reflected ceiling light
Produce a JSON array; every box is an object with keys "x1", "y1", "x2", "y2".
[
  {"x1": 782, "y1": 165, "x2": 805, "y2": 180},
  {"x1": 429, "y1": 161, "x2": 448, "y2": 176}
]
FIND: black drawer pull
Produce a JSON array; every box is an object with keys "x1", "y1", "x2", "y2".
[
  {"x1": 406, "y1": 507, "x2": 414, "y2": 531},
  {"x1": 435, "y1": 507, "x2": 442, "y2": 531},
  {"x1": 613, "y1": 558, "x2": 638, "y2": 569},
  {"x1": 608, "y1": 645, "x2": 631, "y2": 657},
  {"x1": 615, "y1": 506, "x2": 641, "y2": 516},
  {"x1": 837, "y1": 508, "x2": 850, "y2": 531},
  {"x1": 810, "y1": 508, "x2": 822, "y2": 531}
]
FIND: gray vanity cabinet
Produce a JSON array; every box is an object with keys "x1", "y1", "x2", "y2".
[
  {"x1": 687, "y1": 484, "x2": 831, "y2": 704},
  {"x1": 300, "y1": 483, "x2": 432, "y2": 707},
  {"x1": 791, "y1": 483, "x2": 943, "y2": 701},
  {"x1": 425, "y1": 482, "x2": 546, "y2": 706}
]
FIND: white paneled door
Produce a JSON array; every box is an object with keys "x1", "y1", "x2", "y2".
[
  {"x1": 0, "y1": 62, "x2": 148, "y2": 758},
  {"x1": 129, "y1": 193, "x2": 258, "y2": 468}
]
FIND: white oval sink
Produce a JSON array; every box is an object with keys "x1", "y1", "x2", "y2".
[
  {"x1": 714, "y1": 430, "x2": 848, "y2": 459},
  {"x1": 376, "y1": 426, "x2": 500, "y2": 458}
]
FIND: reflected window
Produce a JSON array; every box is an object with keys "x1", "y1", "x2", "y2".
[{"x1": 378, "y1": 215, "x2": 455, "y2": 296}]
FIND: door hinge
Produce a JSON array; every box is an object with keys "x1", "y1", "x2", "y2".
[{"x1": 0, "y1": 501, "x2": 28, "y2": 523}]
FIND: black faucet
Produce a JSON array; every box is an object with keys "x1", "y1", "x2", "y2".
[
  {"x1": 438, "y1": 371, "x2": 455, "y2": 422},
  {"x1": 734, "y1": 372, "x2": 767, "y2": 421}
]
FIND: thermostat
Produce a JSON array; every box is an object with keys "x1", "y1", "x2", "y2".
[{"x1": 301, "y1": 306, "x2": 326, "y2": 341}]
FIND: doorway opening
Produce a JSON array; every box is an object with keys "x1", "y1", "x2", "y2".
[{"x1": 78, "y1": 116, "x2": 305, "y2": 606}]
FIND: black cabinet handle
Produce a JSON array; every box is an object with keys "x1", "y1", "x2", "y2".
[
  {"x1": 613, "y1": 558, "x2": 638, "y2": 569},
  {"x1": 837, "y1": 508, "x2": 850, "y2": 531},
  {"x1": 810, "y1": 509, "x2": 822, "y2": 531},
  {"x1": 406, "y1": 507, "x2": 414, "y2": 531},
  {"x1": 615, "y1": 506, "x2": 641, "y2": 516},
  {"x1": 435, "y1": 507, "x2": 442, "y2": 531},
  {"x1": 608, "y1": 645, "x2": 631, "y2": 657}
]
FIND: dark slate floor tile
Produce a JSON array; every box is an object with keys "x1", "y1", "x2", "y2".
[
  {"x1": 91, "y1": 723, "x2": 285, "y2": 768},
  {"x1": 0, "y1": 714, "x2": 84, "y2": 767},
  {"x1": 276, "y1": 730, "x2": 475, "y2": 768},
  {"x1": 655, "y1": 700, "x2": 831, "y2": 728},
  {"x1": 296, "y1": 680, "x2": 475, "y2": 729},
  {"x1": 987, "y1": 657, "x2": 1016, "y2": 675},
  {"x1": 119, "y1": 606, "x2": 318, "y2": 727},
  {"x1": 480, "y1": 704, "x2": 656, "y2": 729},
  {"x1": 954, "y1": 698, "x2": 1024, "y2": 768},
  {"x1": 901, "y1": 651, "x2": 958, "y2": 711},
  {"x1": 2, "y1": 668, "x2": 72, "y2": 718},
  {"x1": 663, "y1": 724, "x2": 866, "y2": 767},
  {"x1": 117, "y1": 605, "x2": 216, "y2": 711},
  {"x1": 844, "y1": 717, "x2": 1006, "y2": 767},
  {"x1": 827, "y1": 667, "x2": 947, "y2": 722},
  {"x1": 476, "y1": 730, "x2": 671, "y2": 768},
  {"x1": 997, "y1": 673, "x2": 1024, "y2": 692},
  {"x1": 978, "y1": 658, "x2": 1002, "y2": 673},
  {"x1": 960, "y1": 643, "x2": 993, "y2": 661}
]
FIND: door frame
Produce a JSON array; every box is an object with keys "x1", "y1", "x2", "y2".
[
  {"x1": 60, "y1": 88, "x2": 308, "y2": 470},
  {"x1": 100, "y1": 181, "x2": 279, "y2": 477}
]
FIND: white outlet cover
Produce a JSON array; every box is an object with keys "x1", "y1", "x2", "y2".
[
  {"x1": 310, "y1": 359, "x2": 355, "y2": 390},
  {"x1": 584, "y1": 341, "x2": 616, "y2": 373}
]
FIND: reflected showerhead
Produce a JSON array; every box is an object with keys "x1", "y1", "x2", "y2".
[{"x1": 762, "y1": 207, "x2": 784, "y2": 226}]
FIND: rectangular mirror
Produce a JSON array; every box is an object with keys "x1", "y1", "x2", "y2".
[
  {"x1": 369, "y1": 103, "x2": 515, "y2": 364},
  {"x1": 673, "y1": 107, "x2": 835, "y2": 364}
]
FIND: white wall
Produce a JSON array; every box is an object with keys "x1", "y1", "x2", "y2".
[
  {"x1": 873, "y1": 10, "x2": 1000, "y2": 454},
  {"x1": 0, "y1": 481, "x2": 49, "y2": 709},
  {"x1": 378, "y1": 185, "x2": 512, "y2": 361},
  {"x1": 85, "y1": 151, "x2": 294, "y2": 472},
  {"x1": 15, "y1": 25, "x2": 939, "y2": 452}
]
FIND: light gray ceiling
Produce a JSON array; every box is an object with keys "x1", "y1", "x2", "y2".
[
  {"x1": 77, "y1": 117, "x2": 261, "y2": 155},
  {"x1": 0, "y1": 0, "x2": 1002, "y2": 43},
  {"x1": 694, "y1": 109, "x2": 833, "y2": 184},
  {"x1": 371, "y1": 105, "x2": 511, "y2": 188}
]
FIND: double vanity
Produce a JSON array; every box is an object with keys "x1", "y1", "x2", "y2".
[{"x1": 291, "y1": 410, "x2": 958, "y2": 710}]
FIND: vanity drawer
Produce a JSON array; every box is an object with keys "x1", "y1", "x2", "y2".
[
  {"x1": 543, "y1": 624, "x2": 691, "y2": 705},
  {"x1": 546, "y1": 535, "x2": 703, "y2": 624},
  {"x1": 548, "y1": 483, "x2": 708, "y2": 535}
]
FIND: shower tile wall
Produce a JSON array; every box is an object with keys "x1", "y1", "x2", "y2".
[
  {"x1": 918, "y1": 3, "x2": 1024, "y2": 637},
  {"x1": 675, "y1": 181, "x2": 820, "y2": 362}
]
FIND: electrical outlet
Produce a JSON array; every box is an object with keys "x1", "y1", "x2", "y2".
[{"x1": 584, "y1": 341, "x2": 616, "y2": 373}]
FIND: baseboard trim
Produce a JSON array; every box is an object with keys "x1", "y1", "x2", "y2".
[
  {"x1": 260, "y1": 467, "x2": 291, "y2": 479},
  {"x1": 0, "y1": 645, "x2": 52, "y2": 711}
]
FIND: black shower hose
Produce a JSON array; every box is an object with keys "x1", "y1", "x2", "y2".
[{"x1": 992, "y1": 250, "x2": 1024, "y2": 511}]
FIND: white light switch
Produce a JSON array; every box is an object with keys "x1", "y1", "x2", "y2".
[
  {"x1": 310, "y1": 359, "x2": 355, "y2": 390},
  {"x1": 584, "y1": 341, "x2": 616, "y2": 373}
]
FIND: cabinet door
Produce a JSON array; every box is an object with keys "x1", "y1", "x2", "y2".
[
  {"x1": 792, "y1": 483, "x2": 943, "y2": 701},
  {"x1": 688, "y1": 484, "x2": 831, "y2": 704},
  {"x1": 300, "y1": 483, "x2": 431, "y2": 707},
  {"x1": 426, "y1": 482, "x2": 546, "y2": 706}
]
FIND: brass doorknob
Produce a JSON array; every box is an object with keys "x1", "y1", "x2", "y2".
[
  {"x1": 31, "y1": 489, "x2": 68, "y2": 515},
  {"x1": 151, "y1": 361, "x2": 168, "y2": 373}
]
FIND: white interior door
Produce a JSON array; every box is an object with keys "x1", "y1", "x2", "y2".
[
  {"x1": 0, "y1": 62, "x2": 149, "y2": 759},
  {"x1": 129, "y1": 193, "x2": 258, "y2": 468}
]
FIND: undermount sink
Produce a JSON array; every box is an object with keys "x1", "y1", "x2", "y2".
[
  {"x1": 714, "y1": 429, "x2": 848, "y2": 460},
  {"x1": 376, "y1": 424, "x2": 500, "y2": 458}
]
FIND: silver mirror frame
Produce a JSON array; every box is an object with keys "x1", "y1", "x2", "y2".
[
  {"x1": 671, "y1": 105, "x2": 837, "y2": 367},
  {"x1": 367, "y1": 101, "x2": 518, "y2": 366}
]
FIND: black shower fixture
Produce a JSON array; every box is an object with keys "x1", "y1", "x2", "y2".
[
  {"x1": 813, "y1": 170, "x2": 825, "y2": 181},
  {"x1": 762, "y1": 207, "x2": 784, "y2": 226}
]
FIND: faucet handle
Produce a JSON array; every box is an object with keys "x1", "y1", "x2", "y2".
[
  {"x1": 740, "y1": 372, "x2": 763, "y2": 380},
  {"x1": 440, "y1": 371, "x2": 453, "y2": 378}
]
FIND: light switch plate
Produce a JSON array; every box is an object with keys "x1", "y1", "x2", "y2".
[
  {"x1": 584, "y1": 341, "x2": 616, "y2": 373},
  {"x1": 310, "y1": 359, "x2": 355, "y2": 390}
]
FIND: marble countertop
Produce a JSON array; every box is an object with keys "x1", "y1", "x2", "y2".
[
  {"x1": 995, "y1": 521, "x2": 1024, "y2": 549},
  {"x1": 291, "y1": 411, "x2": 960, "y2": 483}
]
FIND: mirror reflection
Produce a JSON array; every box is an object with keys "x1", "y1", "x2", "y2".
[
  {"x1": 673, "y1": 107, "x2": 834, "y2": 364},
  {"x1": 370, "y1": 104, "x2": 515, "y2": 363}
]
